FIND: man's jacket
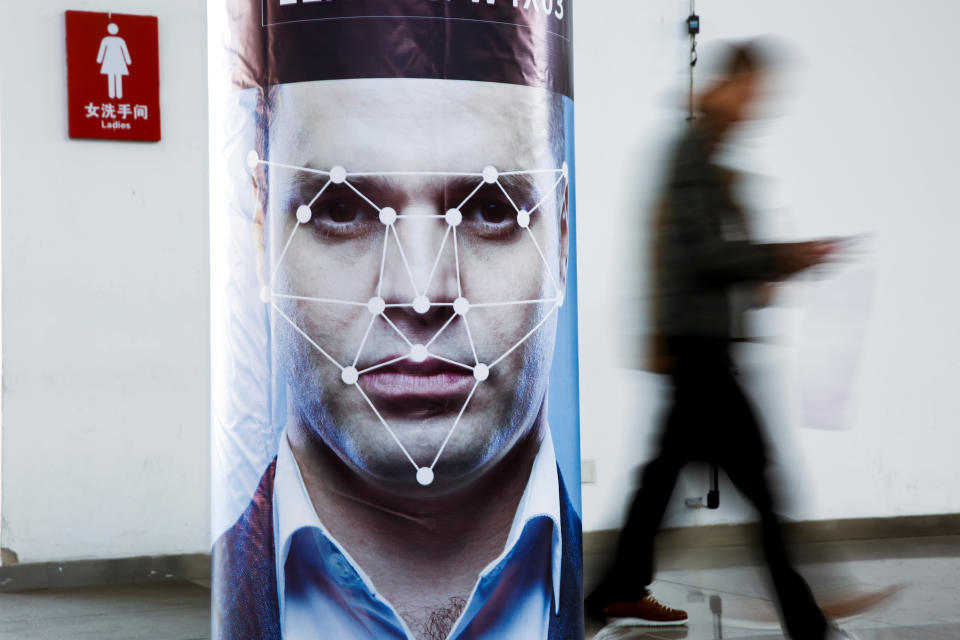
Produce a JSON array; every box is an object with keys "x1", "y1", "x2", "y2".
[
  {"x1": 654, "y1": 123, "x2": 784, "y2": 342},
  {"x1": 212, "y1": 460, "x2": 584, "y2": 639}
]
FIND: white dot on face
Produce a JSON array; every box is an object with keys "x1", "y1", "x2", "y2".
[
  {"x1": 453, "y1": 297, "x2": 470, "y2": 316},
  {"x1": 409, "y1": 344, "x2": 429, "y2": 363},
  {"x1": 296, "y1": 205, "x2": 312, "y2": 224},
  {"x1": 246, "y1": 150, "x2": 260, "y2": 171},
  {"x1": 517, "y1": 209, "x2": 531, "y2": 228},
  {"x1": 412, "y1": 296, "x2": 430, "y2": 314},
  {"x1": 259, "y1": 286, "x2": 270, "y2": 304},
  {"x1": 367, "y1": 296, "x2": 386, "y2": 316},
  {"x1": 330, "y1": 165, "x2": 347, "y2": 184},
  {"x1": 445, "y1": 208, "x2": 463, "y2": 227},
  {"x1": 473, "y1": 363, "x2": 490, "y2": 382},
  {"x1": 341, "y1": 366, "x2": 359, "y2": 385},
  {"x1": 416, "y1": 467, "x2": 435, "y2": 486},
  {"x1": 379, "y1": 207, "x2": 397, "y2": 226},
  {"x1": 482, "y1": 166, "x2": 498, "y2": 184}
]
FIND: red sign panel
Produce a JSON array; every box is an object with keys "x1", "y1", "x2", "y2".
[{"x1": 66, "y1": 11, "x2": 161, "y2": 142}]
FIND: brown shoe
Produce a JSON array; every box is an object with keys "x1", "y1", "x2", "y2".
[{"x1": 603, "y1": 593, "x2": 689, "y2": 626}]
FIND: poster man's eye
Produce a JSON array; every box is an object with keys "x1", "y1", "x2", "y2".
[
  {"x1": 462, "y1": 198, "x2": 520, "y2": 239},
  {"x1": 306, "y1": 190, "x2": 378, "y2": 239},
  {"x1": 478, "y1": 200, "x2": 511, "y2": 224},
  {"x1": 320, "y1": 199, "x2": 362, "y2": 223}
]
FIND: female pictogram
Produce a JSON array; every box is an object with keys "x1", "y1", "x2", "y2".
[{"x1": 96, "y1": 23, "x2": 132, "y2": 99}]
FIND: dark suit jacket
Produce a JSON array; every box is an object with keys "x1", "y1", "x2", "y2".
[
  {"x1": 213, "y1": 459, "x2": 584, "y2": 639},
  {"x1": 655, "y1": 123, "x2": 787, "y2": 342}
]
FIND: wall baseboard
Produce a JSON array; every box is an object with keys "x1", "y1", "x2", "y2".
[
  {"x1": 0, "y1": 553, "x2": 209, "y2": 593},
  {"x1": 2, "y1": 514, "x2": 957, "y2": 593},
  {"x1": 584, "y1": 513, "x2": 960, "y2": 555}
]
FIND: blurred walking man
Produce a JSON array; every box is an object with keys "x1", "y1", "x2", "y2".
[{"x1": 585, "y1": 41, "x2": 853, "y2": 640}]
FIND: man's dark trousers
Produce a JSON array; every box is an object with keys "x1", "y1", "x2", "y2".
[{"x1": 594, "y1": 337, "x2": 829, "y2": 640}]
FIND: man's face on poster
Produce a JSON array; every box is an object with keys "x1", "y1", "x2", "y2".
[{"x1": 260, "y1": 79, "x2": 568, "y2": 492}]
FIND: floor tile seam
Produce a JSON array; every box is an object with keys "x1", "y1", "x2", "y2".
[
  {"x1": 654, "y1": 577, "x2": 779, "y2": 604},
  {"x1": 0, "y1": 597, "x2": 207, "y2": 608},
  {"x1": 0, "y1": 603, "x2": 211, "y2": 625},
  {"x1": 861, "y1": 614, "x2": 960, "y2": 628},
  {"x1": 0, "y1": 635, "x2": 211, "y2": 640},
  {"x1": 883, "y1": 624, "x2": 960, "y2": 639}
]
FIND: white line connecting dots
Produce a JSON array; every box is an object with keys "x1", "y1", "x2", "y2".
[{"x1": 248, "y1": 151, "x2": 569, "y2": 486}]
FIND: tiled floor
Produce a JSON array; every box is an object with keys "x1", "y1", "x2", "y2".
[
  {"x1": 0, "y1": 536, "x2": 956, "y2": 639},
  {"x1": 585, "y1": 536, "x2": 960, "y2": 640},
  {"x1": 0, "y1": 582, "x2": 210, "y2": 639}
]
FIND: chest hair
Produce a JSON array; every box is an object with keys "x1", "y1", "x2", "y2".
[{"x1": 401, "y1": 596, "x2": 468, "y2": 640}]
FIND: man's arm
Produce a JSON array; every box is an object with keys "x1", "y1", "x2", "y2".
[{"x1": 671, "y1": 159, "x2": 834, "y2": 283}]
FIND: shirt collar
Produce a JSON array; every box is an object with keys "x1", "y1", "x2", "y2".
[
  {"x1": 273, "y1": 426, "x2": 564, "y2": 623},
  {"x1": 498, "y1": 425, "x2": 563, "y2": 612},
  {"x1": 273, "y1": 435, "x2": 386, "y2": 631}
]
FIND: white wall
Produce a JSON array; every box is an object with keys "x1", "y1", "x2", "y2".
[
  {"x1": 0, "y1": 1, "x2": 209, "y2": 563},
  {"x1": 576, "y1": 0, "x2": 960, "y2": 532},
  {"x1": 2, "y1": 0, "x2": 957, "y2": 563}
]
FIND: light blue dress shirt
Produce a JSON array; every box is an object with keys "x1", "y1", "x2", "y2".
[{"x1": 272, "y1": 431, "x2": 563, "y2": 640}]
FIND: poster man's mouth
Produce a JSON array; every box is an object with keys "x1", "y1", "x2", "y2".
[{"x1": 360, "y1": 356, "x2": 476, "y2": 416}]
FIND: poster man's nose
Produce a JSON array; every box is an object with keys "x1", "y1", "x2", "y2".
[{"x1": 380, "y1": 207, "x2": 458, "y2": 306}]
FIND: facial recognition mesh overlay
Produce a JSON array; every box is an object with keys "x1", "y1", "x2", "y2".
[
  {"x1": 212, "y1": 1, "x2": 581, "y2": 638},
  {"x1": 248, "y1": 153, "x2": 570, "y2": 486}
]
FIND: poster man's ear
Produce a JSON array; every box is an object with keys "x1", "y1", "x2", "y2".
[
  {"x1": 558, "y1": 181, "x2": 570, "y2": 299},
  {"x1": 252, "y1": 173, "x2": 267, "y2": 289}
]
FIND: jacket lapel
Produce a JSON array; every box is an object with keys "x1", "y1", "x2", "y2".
[
  {"x1": 549, "y1": 468, "x2": 584, "y2": 640},
  {"x1": 213, "y1": 459, "x2": 282, "y2": 640}
]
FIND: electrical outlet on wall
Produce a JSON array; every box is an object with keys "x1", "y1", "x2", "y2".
[{"x1": 581, "y1": 460, "x2": 597, "y2": 484}]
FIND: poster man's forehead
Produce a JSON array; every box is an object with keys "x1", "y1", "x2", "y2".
[{"x1": 269, "y1": 79, "x2": 558, "y2": 174}]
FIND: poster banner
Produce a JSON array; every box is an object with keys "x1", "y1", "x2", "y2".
[{"x1": 210, "y1": 1, "x2": 581, "y2": 638}]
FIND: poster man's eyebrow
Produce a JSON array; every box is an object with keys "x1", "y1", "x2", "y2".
[
  {"x1": 441, "y1": 174, "x2": 541, "y2": 213},
  {"x1": 282, "y1": 172, "x2": 398, "y2": 209},
  {"x1": 496, "y1": 173, "x2": 540, "y2": 201},
  {"x1": 290, "y1": 170, "x2": 335, "y2": 202}
]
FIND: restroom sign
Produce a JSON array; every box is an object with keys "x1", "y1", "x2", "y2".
[{"x1": 66, "y1": 10, "x2": 161, "y2": 141}]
